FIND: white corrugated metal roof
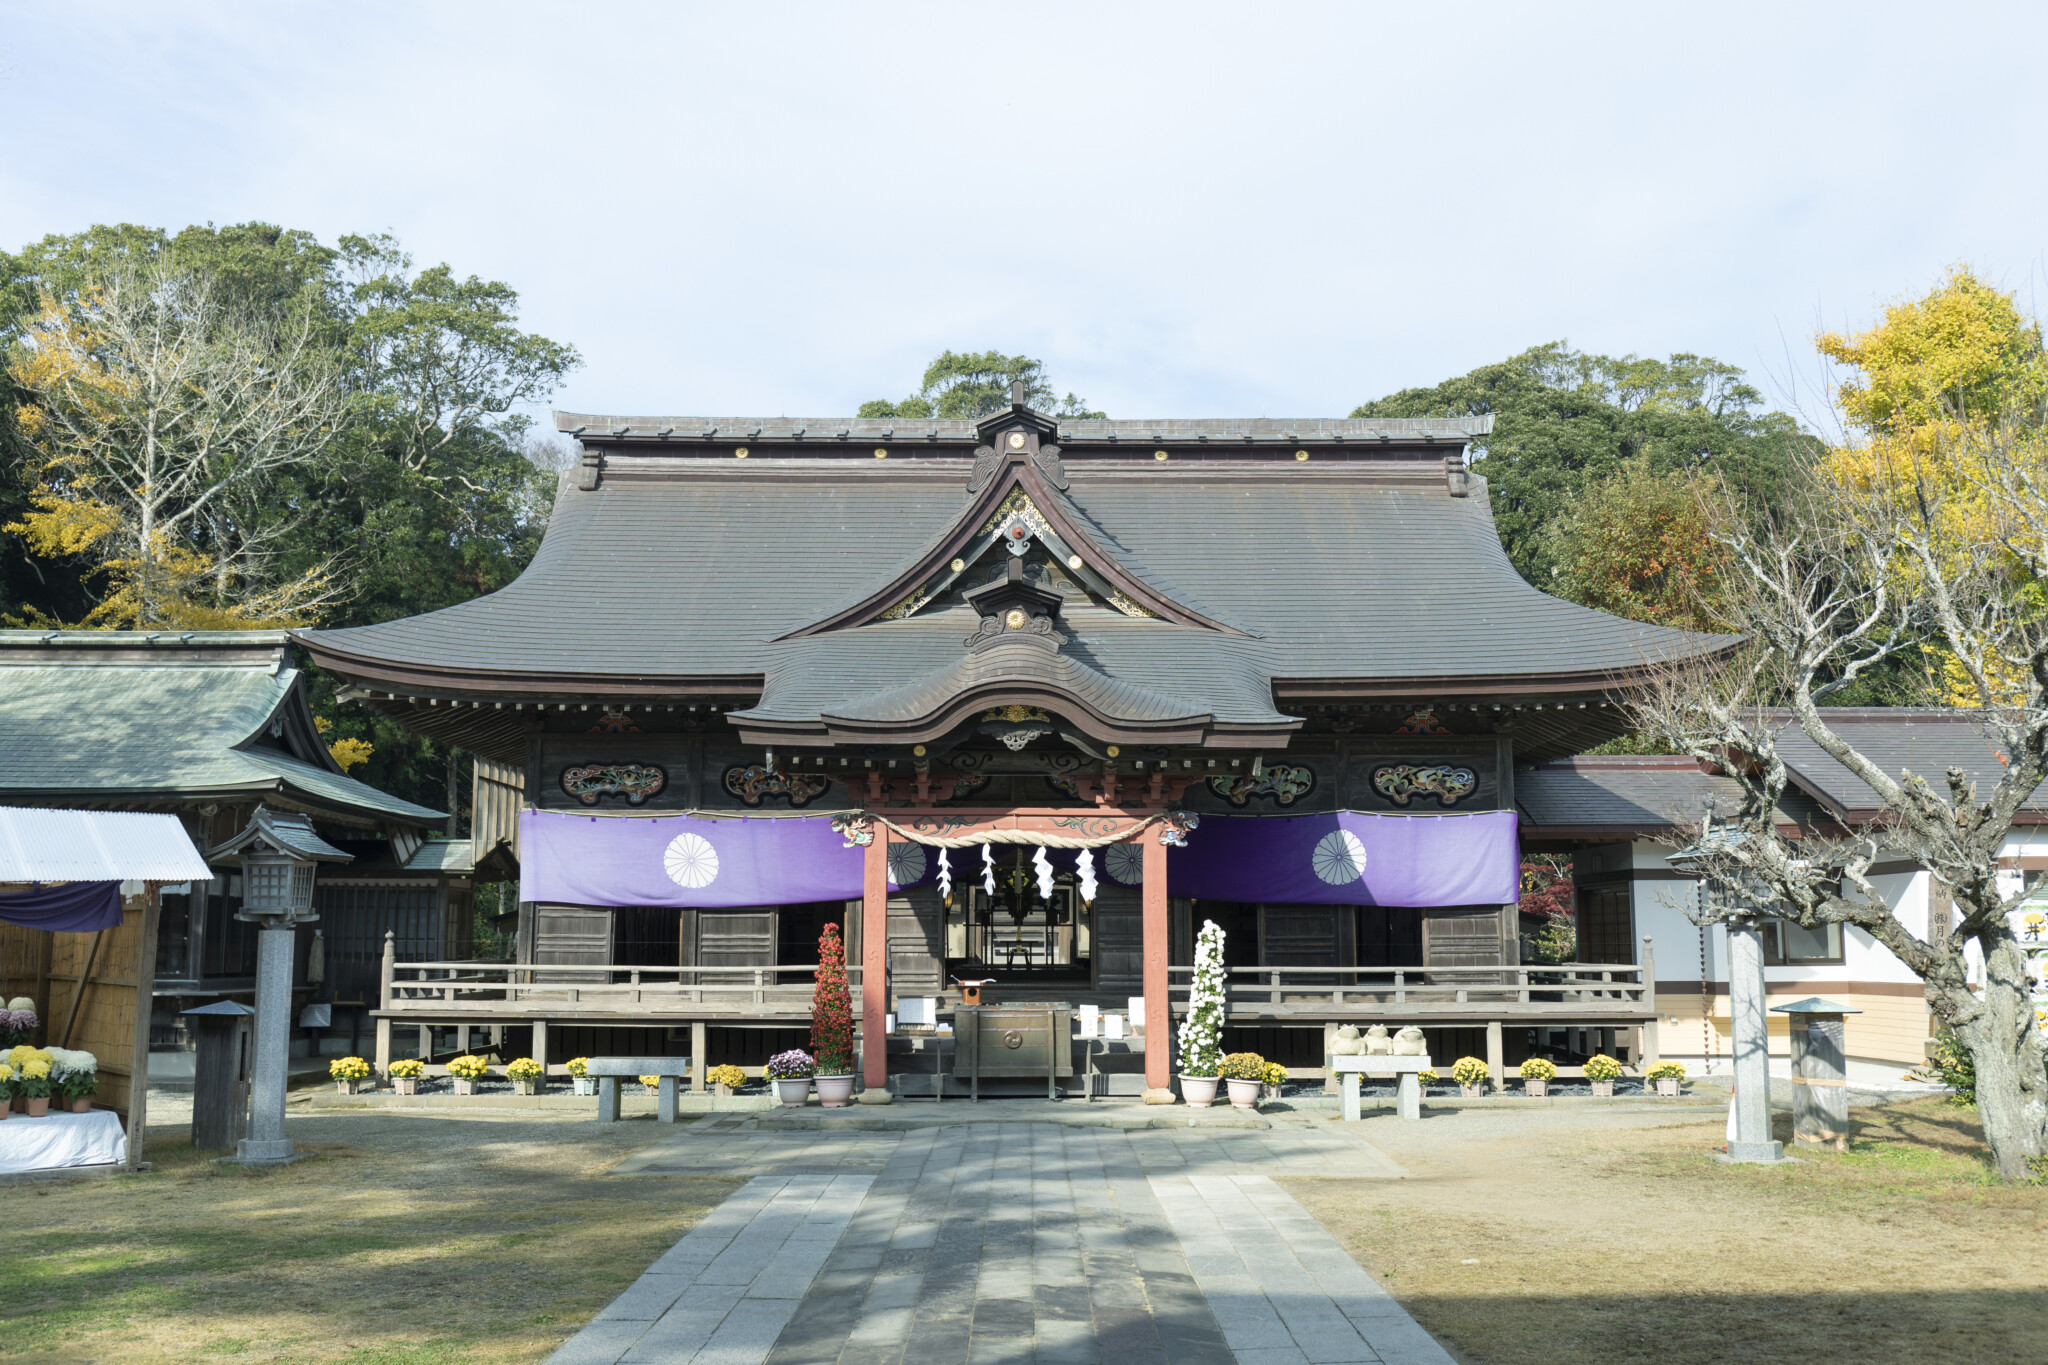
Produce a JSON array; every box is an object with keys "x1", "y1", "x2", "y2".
[{"x1": 0, "y1": 807, "x2": 212, "y2": 882}]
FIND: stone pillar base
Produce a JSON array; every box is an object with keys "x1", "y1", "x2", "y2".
[
  {"x1": 856, "y1": 1088, "x2": 894, "y2": 1105},
  {"x1": 232, "y1": 1137, "x2": 299, "y2": 1165},
  {"x1": 1143, "y1": 1087, "x2": 1178, "y2": 1105},
  {"x1": 1718, "y1": 1140, "x2": 1793, "y2": 1165}
]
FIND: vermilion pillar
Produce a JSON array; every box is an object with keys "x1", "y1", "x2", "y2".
[
  {"x1": 1142, "y1": 833, "x2": 1172, "y2": 1099},
  {"x1": 861, "y1": 832, "x2": 889, "y2": 1090}
]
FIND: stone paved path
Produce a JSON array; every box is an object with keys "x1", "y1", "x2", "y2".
[{"x1": 548, "y1": 1119, "x2": 1448, "y2": 1365}]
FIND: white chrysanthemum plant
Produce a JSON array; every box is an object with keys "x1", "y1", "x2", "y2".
[{"x1": 1178, "y1": 919, "x2": 1227, "y2": 1078}]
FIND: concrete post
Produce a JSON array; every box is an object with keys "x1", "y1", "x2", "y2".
[
  {"x1": 1723, "y1": 919, "x2": 1785, "y2": 1163},
  {"x1": 235, "y1": 923, "x2": 298, "y2": 1164},
  {"x1": 1484, "y1": 1020, "x2": 1504, "y2": 1091}
]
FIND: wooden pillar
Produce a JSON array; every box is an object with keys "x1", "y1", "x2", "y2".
[
  {"x1": 531, "y1": 1018, "x2": 549, "y2": 1073},
  {"x1": 426, "y1": 1024, "x2": 438, "y2": 1063},
  {"x1": 691, "y1": 1020, "x2": 708, "y2": 1094},
  {"x1": 1142, "y1": 834, "x2": 1171, "y2": 1099},
  {"x1": 861, "y1": 832, "x2": 889, "y2": 1091},
  {"x1": 1485, "y1": 1020, "x2": 1504, "y2": 1091},
  {"x1": 374, "y1": 1016, "x2": 392, "y2": 1078}
]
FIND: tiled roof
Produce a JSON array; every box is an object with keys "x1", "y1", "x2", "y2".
[
  {"x1": 0, "y1": 635, "x2": 445, "y2": 824},
  {"x1": 302, "y1": 463, "x2": 1732, "y2": 719},
  {"x1": 1517, "y1": 757, "x2": 1826, "y2": 833}
]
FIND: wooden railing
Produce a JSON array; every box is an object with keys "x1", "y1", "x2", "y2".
[
  {"x1": 1165, "y1": 960, "x2": 1656, "y2": 1017},
  {"x1": 379, "y1": 957, "x2": 859, "y2": 1017}
]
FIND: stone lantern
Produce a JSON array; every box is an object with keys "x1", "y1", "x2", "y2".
[
  {"x1": 1771, "y1": 997, "x2": 1861, "y2": 1151},
  {"x1": 209, "y1": 807, "x2": 351, "y2": 1164}
]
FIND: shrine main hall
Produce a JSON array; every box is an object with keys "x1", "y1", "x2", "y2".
[{"x1": 297, "y1": 388, "x2": 1725, "y2": 1099}]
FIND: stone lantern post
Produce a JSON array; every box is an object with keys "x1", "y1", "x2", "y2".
[
  {"x1": 1669, "y1": 831, "x2": 1789, "y2": 1165},
  {"x1": 209, "y1": 807, "x2": 351, "y2": 1165}
]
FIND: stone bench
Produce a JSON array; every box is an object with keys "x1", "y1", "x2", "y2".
[
  {"x1": 584, "y1": 1057, "x2": 692, "y2": 1123},
  {"x1": 1329, "y1": 1054, "x2": 1432, "y2": 1122}
]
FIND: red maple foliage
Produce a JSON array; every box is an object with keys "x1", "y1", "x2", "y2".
[
  {"x1": 1518, "y1": 857, "x2": 1574, "y2": 923},
  {"x1": 811, "y1": 923, "x2": 856, "y2": 1075}
]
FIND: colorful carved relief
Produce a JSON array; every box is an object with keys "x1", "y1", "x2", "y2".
[
  {"x1": 1045, "y1": 775, "x2": 1084, "y2": 800},
  {"x1": 1371, "y1": 763, "x2": 1478, "y2": 808},
  {"x1": 1391, "y1": 709, "x2": 1450, "y2": 736},
  {"x1": 723, "y1": 764, "x2": 832, "y2": 808},
  {"x1": 587, "y1": 711, "x2": 642, "y2": 734},
  {"x1": 560, "y1": 762, "x2": 667, "y2": 806},
  {"x1": 945, "y1": 773, "x2": 993, "y2": 801},
  {"x1": 1207, "y1": 764, "x2": 1315, "y2": 807}
]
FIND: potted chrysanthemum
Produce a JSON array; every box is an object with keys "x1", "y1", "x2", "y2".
[
  {"x1": 49, "y1": 1047, "x2": 97, "y2": 1112},
  {"x1": 1646, "y1": 1060, "x2": 1687, "y2": 1097},
  {"x1": 566, "y1": 1056, "x2": 598, "y2": 1096},
  {"x1": 810, "y1": 924, "x2": 857, "y2": 1107},
  {"x1": 1178, "y1": 920, "x2": 1227, "y2": 1108},
  {"x1": 506, "y1": 1057, "x2": 545, "y2": 1096},
  {"x1": 1584, "y1": 1054, "x2": 1622, "y2": 1098},
  {"x1": 447, "y1": 1054, "x2": 490, "y2": 1096},
  {"x1": 389, "y1": 1058, "x2": 424, "y2": 1095},
  {"x1": 639, "y1": 1073, "x2": 663, "y2": 1097},
  {"x1": 0, "y1": 1061, "x2": 14, "y2": 1119},
  {"x1": 766, "y1": 1049, "x2": 815, "y2": 1106},
  {"x1": 1518, "y1": 1056, "x2": 1557, "y2": 1098},
  {"x1": 1260, "y1": 1060, "x2": 1288, "y2": 1102},
  {"x1": 1, "y1": 1001, "x2": 38, "y2": 1048},
  {"x1": 1218, "y1": 1052, "x2": 1267, "y2": 1110},
  {"x1": 708, "y1": 1064, "x2": 747, "y2": 1098},
  {"x1": 13, "y1": 1051, "x2": 53, "y2": 1117},
  {"x1": 1450, "y1": 1055, "x2": 1489, "y2": 1098},
  {"x1": 330, "y1": 1056, "x2": 372, "y2": 1094}
]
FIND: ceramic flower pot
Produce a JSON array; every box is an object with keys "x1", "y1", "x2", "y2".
[
  {"x1": 643, "y1": 1083, "x2": 662, "y2": 1098},
  {"x1": 774, "y1": 1077, "x2": 812, "y2": 1107},
  {"x1": 70, "y1": 1096, "x2": 91, "y2": 1113},
  {"x1": 1655, "y1": 1078, "x2": 1681, "y2": 1097},
  {"x1": 453, "y1": 1078, "x2": 479, "y2": 1096},
  {"x1": 573, "y1": 1077, "x2": 598, "y2": 1096},
  {"x1": 1590, "y1": 1080, "x2": 1615, "y2": 1098},
  {"x1": 24, "y1": 1096, "x2": 48, "y2": 1117},
  {"x1": 393, "y1": 1078, "x2": 419, "y2": 1096},
  {"x1": 1179, "y1": 1075, "x2": 1220, "y2": 1108},
  {"x1": 1225, "y1": 1078, "x2": 1261, "y2": 1110},
  {"x1": 1261, "y1": 1082, "x2": 1284, "y2": 1101},
  {"x1": 1523, "y1": 1079, "x2": 1549, "y2": 1098},
  {"x1": 1459, "y1": 1084, "x2": 1484, "y2": 1099},
  {"x1": 336, "y1": 1080, "x2": 360, "y2": 1095},
  {"x1": 815, "y1": 1075, "x2": 855, "y2": 1108},
  {"x1": 714, "y1": 1083, "x2": 733, "y2": 1098},
  {"x1": 513, "y1": 1078, "x2": 539, "y2": 1096},
  {"x1": 0, "y1": 1098, "x2": 10, "y2": 1120}
]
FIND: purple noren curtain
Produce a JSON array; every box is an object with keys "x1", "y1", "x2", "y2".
[
  {"x1": 1168, "y1": 811, "x2": 1520, "y2": 906},
  {"x1": 0, "y1": 881, "x2": 124, "y2": 932}
]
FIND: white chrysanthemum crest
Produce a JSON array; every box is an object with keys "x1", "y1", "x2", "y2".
[{"x1": 1178, "y1": 919, "x2": 1227, "y2": 1077}]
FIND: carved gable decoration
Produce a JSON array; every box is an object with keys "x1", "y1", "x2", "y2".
[
  {"x1": 723, "y1": 763, "x2": 832, "y2": 808},
  {"x1": 1371, "y1": 763, "x2": 1478, "y2": 807},
  {"x1": 561, "y1": 762, "x2": 666, "y2": 806}
]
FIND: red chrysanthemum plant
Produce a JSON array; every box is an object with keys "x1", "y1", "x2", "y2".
[{"x1": 811, "y1": 922, "x2": 856, "y2": 1077}]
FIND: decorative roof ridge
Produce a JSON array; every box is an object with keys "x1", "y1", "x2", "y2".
[
  {"x1": 554, "y1": 411, "x2": 1494, "y2": 444},
  {"x1": 777, "y1": 452, "x2": 1246, "y2": 639}
]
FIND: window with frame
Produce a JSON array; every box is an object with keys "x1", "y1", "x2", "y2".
[{"x1": 1761, "y1": 918, "x2": 1844, "y2": 965}]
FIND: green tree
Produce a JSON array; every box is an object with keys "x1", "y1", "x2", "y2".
[
  {"x1": 1354, "y1": 343, "x2": 1805, "y2": 584},
  {"x1": 1548, "y1": 459, "x2": 1726, "y2": 631},
  {"x1": 1, "y1": 221, "x2": 578, "y2": 811},
  {"x1": 861, "y1": 349, "x2": 1104, "y2": 420}
]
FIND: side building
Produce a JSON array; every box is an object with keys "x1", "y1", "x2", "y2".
[
  {"x1": 0, "y1": 630, "x2": 476, "y2": 1073},
  {"x1": 1518, "y1": 710, "x2": 2048, "y2": 1078}
]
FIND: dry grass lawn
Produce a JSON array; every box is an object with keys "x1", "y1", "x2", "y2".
[
  {"x1": 0, "y1": 1114, "x2": 740, "y2": 1365},
  {"x1": 1286, "y1": 1098, "x2": 2048, "y2": 1365}
]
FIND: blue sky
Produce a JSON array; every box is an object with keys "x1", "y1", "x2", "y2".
[{"x1": 5, "y1": 3, "x2": 2045, "y2": 424}]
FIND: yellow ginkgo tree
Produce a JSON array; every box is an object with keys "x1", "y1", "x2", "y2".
[{"x1": 6, "y1": 265, "x2": 346, "y2": 628}]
